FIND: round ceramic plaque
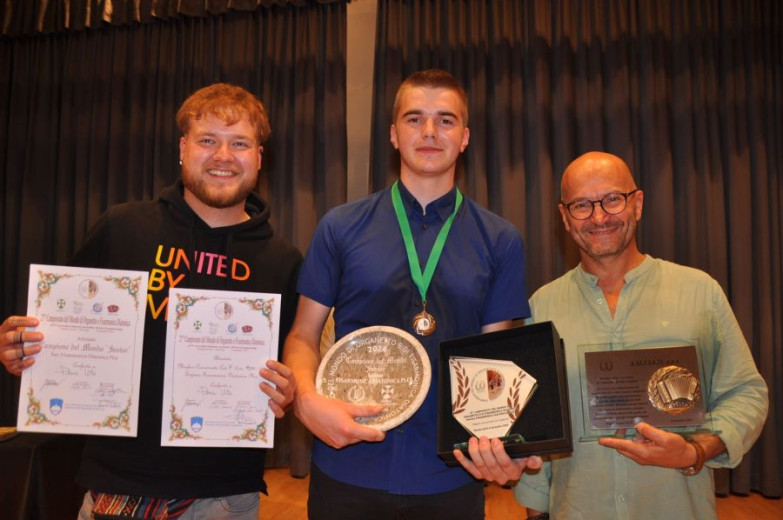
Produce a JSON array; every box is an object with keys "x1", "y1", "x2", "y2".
[{"x1": 316, "y1": 326, "x2": 431, "y2": 431}]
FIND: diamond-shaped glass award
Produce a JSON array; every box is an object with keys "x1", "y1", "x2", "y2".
[{"x1": 449, "y1": 357, "x2": 537, "y2": 441}]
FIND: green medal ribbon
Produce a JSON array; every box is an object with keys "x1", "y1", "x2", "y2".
[{"x1": 391, "y1": 180, "x2": 463, "y2": 306}]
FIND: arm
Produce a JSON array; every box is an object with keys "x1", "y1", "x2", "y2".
[
  {"x1": 599, "y1": 279, "x2": 768, "y2": 471},
  {"x1": 599, "y1": 280, "x2": 769, "y2": 468},
  {"x1": 481, "y1": 320, "x2": 513, "y2": 334},
  {"x1": 283, "y1": 296, "x2": 385, "y2": 448},
  {"x1": 514, "y1": 458, "x2": 552, "y2": 515},
  {"x1": 1, "y1": 316, "x2": 44, "y2": 376},
  {"x1": 702, "y1": 281, "x2": 768, "y2": 467}
]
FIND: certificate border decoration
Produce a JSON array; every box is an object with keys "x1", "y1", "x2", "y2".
[
  {"x1": 231, "y1": 410, "x2": 269, "y2": 442},
  {"x1": 105, "y1": 276, "x2": 144, "y2": 310},
  {"x1": 34, "y1": 271, "x2": 72, "y2": 308},
  {"x1": 238, "y1": 297, "x2": 276, "y2": 330},
  {"x1": 173, "y1": 294, "x2": 209, "y2": 330},
  {"x1": 24, "y1": 387, "x2": 59, "y2": 426},
  {"x1": 168, "y1": 405, "x2": 202, "y2": 440},
  {"x1": 92, "y1": 396, "x2": 133, "y2": 430}
]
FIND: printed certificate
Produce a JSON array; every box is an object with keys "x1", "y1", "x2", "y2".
[
  {"x1": 18, "y1": 264, "x2": 148, "y2": 436},
  {"x1": 161, "y1": 288, "x2": 281, "y2": 448}
]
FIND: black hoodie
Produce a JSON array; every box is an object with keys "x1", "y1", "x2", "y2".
[{"x1": 70, "y1": 180, "x2": 302, "y2": 498}]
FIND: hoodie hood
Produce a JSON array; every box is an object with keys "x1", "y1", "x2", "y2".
[
  {"x1": 155, "y1": 179, "x2": 276, "y2": 292},
  {"x1": 158, "y1": 179, "x2": 274, "y2": 240}
]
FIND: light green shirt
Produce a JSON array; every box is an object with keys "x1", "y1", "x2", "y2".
[{"x1": 514, "y1": 256, "x2": 768, "y2": 520}]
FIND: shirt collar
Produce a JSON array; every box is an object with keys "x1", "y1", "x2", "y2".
[
  {"x1": 576, "y1": 254, "x2": 653, "y2": 286},
  {"x1": 396, "y1": 181, "x2": 459, "y2": 221}
]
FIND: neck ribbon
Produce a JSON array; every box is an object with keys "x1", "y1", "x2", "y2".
[{"x1": 391, "y1": 181, "x2": 463, "y2": 305}]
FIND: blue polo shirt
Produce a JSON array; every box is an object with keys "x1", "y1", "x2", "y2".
[{"x1": 297, "y1": 181, "x2": 530, "y2": 494}]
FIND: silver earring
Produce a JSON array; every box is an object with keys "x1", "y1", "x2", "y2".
[{"x1": 179, "y1": 159, "x2": 183, "y2": 166}]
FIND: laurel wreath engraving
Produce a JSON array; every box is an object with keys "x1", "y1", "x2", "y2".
[
  {"x1": 507, "y1": 373, "x2": 525, "y2": 421},
  {"x1": 451, "y1": 359, "x2": 470, "y2": 414}
]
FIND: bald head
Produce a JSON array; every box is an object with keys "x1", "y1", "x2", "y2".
[{"x1": 561, "y1": 152, "x2": 636, "y2": 202}]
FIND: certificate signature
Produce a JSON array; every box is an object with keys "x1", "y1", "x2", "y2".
[
  {"x1": 18, "y1": 264, "x2": 148, "y2": 436},
  {"x1": 161, "y1": 288, "x2": 281, "y2": 448}
]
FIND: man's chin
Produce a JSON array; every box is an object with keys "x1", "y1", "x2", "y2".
[
  {"x1": 187, "y1": 185, "x2": 253, "y2": 209},
  {"x1": 185, "y1": 182, "x2": 253, "y2": 209},
  {"x1": 205, "y1": 193, "x2": 250, "y2": 208},
  {"x1": 578, "y1": 238, "x2": 619, "y2": 257}
]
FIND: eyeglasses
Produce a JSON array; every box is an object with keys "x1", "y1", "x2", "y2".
[{"x1": 561, "y1": 189, "x2": 639, "y2": 220}]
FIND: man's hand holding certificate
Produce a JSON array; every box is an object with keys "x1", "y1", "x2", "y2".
[
  {"x1": 161, "y1": 288, "x2": 282, "y2": 448},
  {"x1": 18, "y1": 264, "x2": 148, "y2": 436}
]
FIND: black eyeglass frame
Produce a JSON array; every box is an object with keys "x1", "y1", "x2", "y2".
[{"x1": 560, "y1": 189, "x2": 639, "y2": 220}]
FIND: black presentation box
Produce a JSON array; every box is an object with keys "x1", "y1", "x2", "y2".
[{"x1": 437, "y1": 321, "x2": 572, "y2": 465}]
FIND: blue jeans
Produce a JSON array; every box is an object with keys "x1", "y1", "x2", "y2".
[{"x1": 78, "y1": 491, "x2": 259, "y2": 520}]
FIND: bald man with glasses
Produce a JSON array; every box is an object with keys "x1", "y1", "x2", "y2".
[{"x1": 514, "y1": 151, "x2": 767, "y2": 520}]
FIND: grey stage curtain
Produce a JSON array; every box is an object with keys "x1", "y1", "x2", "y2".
[
  {"x1": 371, "y1": 0, "x2": 781, "y2": 498},
  {"x1": 0, "y1": 1, "x2": 347, "y2": 427}
]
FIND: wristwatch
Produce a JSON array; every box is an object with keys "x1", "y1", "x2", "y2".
[{"x1": 678, "y1": 438, "x2": 706, "y2": 476}]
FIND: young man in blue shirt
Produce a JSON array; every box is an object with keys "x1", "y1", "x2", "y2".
[{"x1": 284, "y1": 69, "x2": 541, "y2": 519}]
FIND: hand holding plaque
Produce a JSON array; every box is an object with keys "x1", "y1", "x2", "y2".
[{"x1": 449, "y1": 357, "x2": 537, "y2": 446}]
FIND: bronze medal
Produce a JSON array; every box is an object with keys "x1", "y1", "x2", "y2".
[{"x1": 412, "y1": 309, "x2": 436, "y2": 336}]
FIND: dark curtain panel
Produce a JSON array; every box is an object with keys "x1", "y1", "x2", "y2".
[
  {"x1": 0, "y1": 2, "x2": 347, "y2": 427},
  {"x1": 1, "y1": 0, "x2": 335, "y2": 36},
  {"x1": 371, "y1": 0, "x2": 781, "y2": 498}
]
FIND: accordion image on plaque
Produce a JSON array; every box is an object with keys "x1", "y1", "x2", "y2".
[
  {"x1": 648, "y1": 365, "x2": 701, "y2": 415},
  {"x1": 449, "y1": 357, "x2": 538, "y2": 439}
]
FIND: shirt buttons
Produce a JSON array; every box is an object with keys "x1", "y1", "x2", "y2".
[
  {"x1": 617, "y1": 494, "x2": 625, "y2": 502},
  {"x1": 597, "y1": 298, "x2": 604, "y2": 304}
]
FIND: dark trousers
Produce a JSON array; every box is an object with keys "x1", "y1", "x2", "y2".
[{"x1": 307, "y1": 463, "x2": 485, "y2": 520}]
